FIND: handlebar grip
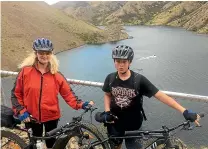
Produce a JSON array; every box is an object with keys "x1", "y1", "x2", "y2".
[
  {"x1": 46, "y1": 127, "x2": 62, "y2": 136},
  {"x1": 125, "y1": 131, "x2": 142, "y2": 136}
]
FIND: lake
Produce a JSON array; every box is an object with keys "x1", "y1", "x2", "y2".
[
  {"x1": 56, "y1": 26, "x2": 208, "y2": 147},
  {"x1": 2, "y1": 26, "x2": 208, "y2": 147}
]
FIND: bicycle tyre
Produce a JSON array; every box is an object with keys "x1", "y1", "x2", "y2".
[
  {"x1": 151, "y1": 137, "x2": 187, "y2": 149},
  {"x1": 1, "y1": 130, "x2": 27, "y2": 149},
  {"x1": 66, "y1": 121, "x2": 110, "y2": 149}
]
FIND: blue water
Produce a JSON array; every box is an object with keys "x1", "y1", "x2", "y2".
[
  {"x1": 2, "y1": 26, "x2": 207, "y2": 147},
  {"x1": 56, "y1": 26, "x2": 208, "y2": 147},
  {"x1": 57, "y1": 26, "x2": 208, "y2": 96}
]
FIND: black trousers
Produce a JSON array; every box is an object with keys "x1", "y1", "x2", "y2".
[{"x1": 26, "y1": 119, "x2": 59, "y2": 148}]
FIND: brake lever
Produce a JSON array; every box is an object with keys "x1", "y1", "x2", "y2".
[
  {"x1": 182, "y1": 121, "x2": 197, "y2": 130},
  {"x1": 90, "y1": 107, "x2": 98, "y2": 123},
  {"x1": 181, "y1": 121, "x2": 190, "y2": 130},
  {"x1": 91, "y1": 107, "x2": 98, "y2": 112},
  {"x1": 188, "y1": 123, "x2": 194, "y2": 130},
  {"x1": 188, "y1": 122, "x2": 202, "y2": 130}
]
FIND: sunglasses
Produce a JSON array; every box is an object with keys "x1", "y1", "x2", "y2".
[{"x1": 37, "y1": 51, "x2": 52, "y2": 55}]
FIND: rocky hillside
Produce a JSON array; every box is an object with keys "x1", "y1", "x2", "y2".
[
  {"x1": 1, "y1": 1, "x2": 128, "y2": 71},
  {"x1": 148, "y1": 1, "x2": 208, "y2": 34},
  {"x1": 53, "y1": 1, "x2": 208, "y2": 34},
  {"x1": 53, "y1": 1, "x2": 126, "y2": 25}
]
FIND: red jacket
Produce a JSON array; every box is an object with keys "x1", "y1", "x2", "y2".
[{"x1": 11, "y1": 66, "x2": 84, "y2": 122}]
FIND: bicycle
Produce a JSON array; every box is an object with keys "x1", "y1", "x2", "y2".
[
  {"x1": 84, "y1": 113, "x2": 205, "y2": 149},
  {"x1": 1, "y1": 106, "x2": 110, "y2": 149},
  {"x1": 1, "y1": 109, "x2": 204, "y2": 149}
]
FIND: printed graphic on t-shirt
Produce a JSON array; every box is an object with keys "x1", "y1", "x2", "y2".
[{"x1": 112, "y1": 87, "x2": 136, "y2": 108}]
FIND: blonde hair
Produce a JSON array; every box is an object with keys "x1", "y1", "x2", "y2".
[{"x1": 18, "y1": 52, "x2": 59, "y2": 74}]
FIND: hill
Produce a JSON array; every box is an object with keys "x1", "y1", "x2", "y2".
[
  {"x1": 2, "y1": 1, "x2": 128, "y2": 71},
  {"x1": 53, "y1": 1, "x2": 208, "y2": 34}
]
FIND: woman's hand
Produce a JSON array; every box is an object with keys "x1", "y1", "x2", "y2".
[
  {"x1": 82, "y1": 100, "x2": 94, "y2": 109},
  {"x1": 23, "y1": 117, "x2": 31, "y2": 123},
  {"x1": 18, "y1": 111, "x2": 30, "y2": 123},
  {"x1": 88, "y1": 101, "x2": 94, "y2": 106}
]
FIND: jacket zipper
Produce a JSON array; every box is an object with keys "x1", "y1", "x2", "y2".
[{"x1": 39, "y1": 75, "x2": 43, "y2": 122}]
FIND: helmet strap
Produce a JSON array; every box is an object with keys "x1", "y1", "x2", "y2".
[
  {"x1": 121, "y1": 71, "x2": 127, "y2": 75},
  {"x1": 38, "y1": 60, "x2": 45, "y2": 66}
]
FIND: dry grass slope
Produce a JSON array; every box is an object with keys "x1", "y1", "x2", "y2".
[
  {"x1": 151, "y1": 2, "x2": 208, "y2": 33},
  {"x1": 2, "y1": 1, "x2": 128, "y2": 71},
  {"x1": 54, "y1": 1, "x2": 208, "y2": 34}
]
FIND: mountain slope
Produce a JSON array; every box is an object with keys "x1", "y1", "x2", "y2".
[
  {"x1": 149, "y1": 1, "x2": 208, "y2": 33},
  {"x1": 167, "y1": 2, "x2": 208, "y2": 33},
  {"x1": 2, "y1": 2, "x2": 128, "y2": 71},
  {"x1": 54, "y1": 1, "x2": 208, "y2": 33},
  {"x1": 53, "y1": 1, "x2": 126, "y2": 25},
  {"x1": 105, "y1": 1, "x2": 168, "y2": 24}
]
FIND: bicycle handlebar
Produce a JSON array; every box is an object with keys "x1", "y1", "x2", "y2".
[
  {"x1": 168, "y1": 113, "x2": 204, "y2": 131},
  {"x1": 125, "y1": 113, "x2": 205, "y2": 136},
  {"x1": 45, "y1": 105, "x2": 97, "y2": 137}
]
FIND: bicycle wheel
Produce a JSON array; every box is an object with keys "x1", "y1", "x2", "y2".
[
  {"x1": 65, "y1": 121, "x2": 110, "y2": 149},
  {"x1": 1, "y1": 130, "x2": 27, "y2": 149},
  {"x1": 152, "y1": 137, "x2": 187, "y2": 149}
]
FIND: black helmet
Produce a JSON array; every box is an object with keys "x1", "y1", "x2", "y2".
[
  {"x1": 33, "y1": 38, "x2": 53, "y2": 51},
  {"x1": 112, "y1": 45, "x2": 134, "y2": 62}
]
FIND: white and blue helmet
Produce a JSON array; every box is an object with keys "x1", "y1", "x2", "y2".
[{"x1": 33, "y1": 38, "x2": 53, "y2": 51}]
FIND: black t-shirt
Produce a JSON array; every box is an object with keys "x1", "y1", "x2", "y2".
[{"x1": 102, "y1": 70, "x2": 159, "y2": 131}]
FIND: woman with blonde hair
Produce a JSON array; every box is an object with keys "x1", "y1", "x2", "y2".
[{"x1": 11, "y1": 38, "x2": 94, "y2": 148}]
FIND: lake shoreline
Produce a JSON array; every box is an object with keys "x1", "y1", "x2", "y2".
[
  {"x1": 55, "y1": 26, "x2": 208, "y2": 147},
  {"x1": 54, "y1": 36, "x2": 129, "y2": 55}
]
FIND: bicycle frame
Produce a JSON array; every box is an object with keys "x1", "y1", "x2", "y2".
[
  {"x1": 88, "y1": 130, "x2": 173, "y2": 149},
  {"x1": 16, "y1": 106, "x2": 98, "y2": 149},
  {"x1": 25, "y1": 124, "x2": 82, "y2": 149},
  {"x1": 88, "y1": 113, "x2": 205, "y2": 149},
  {"x1": 109, "y1": 131, "x2": 173, "y2": 149},
  {"x1": 7, "y1": 110, "x2": 205, "y2": 149}
]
